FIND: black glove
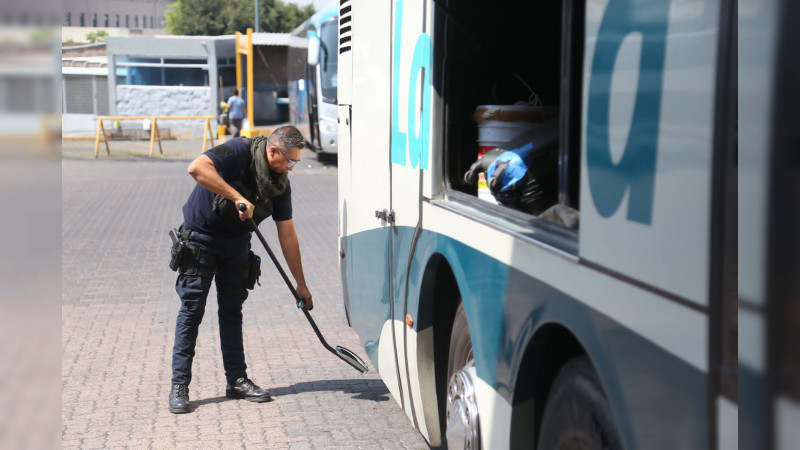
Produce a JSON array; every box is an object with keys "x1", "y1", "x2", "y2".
[{"x1": 464, "y1": 147, "x2": 506, "y2": 185}]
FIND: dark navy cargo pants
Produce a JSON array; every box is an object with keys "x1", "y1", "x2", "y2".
[{"x1": 171, "y1": 227, "x2": 251, "y2": 386}]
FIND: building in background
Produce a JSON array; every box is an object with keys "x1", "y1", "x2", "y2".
[
  {"x1": 61, "y1": 30, "x2": 295, "y2": 137},
  {"x1": 61, "y1": 53, "x2": 109, "y2": 132},
  {"x1": 62, "y1": 0, "x2": 172, "y2": 42},
  {"x1": 62, "y1": 0, "x2": 171, "y2": 30},
  {"x1": 234, "y1": 31, "x2": 293, "y2": 136},
  {"x1": 106, "y1": 35, "x2": 235, "y2": 136}
]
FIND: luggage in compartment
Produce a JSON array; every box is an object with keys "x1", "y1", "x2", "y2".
[{"x1": 464, "y1": 119, "x2": 559, "y2": 215}]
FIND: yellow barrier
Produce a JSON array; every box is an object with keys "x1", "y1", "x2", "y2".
[{"x1": 93, "y1": 116, "x2": 216, "y2": 158}]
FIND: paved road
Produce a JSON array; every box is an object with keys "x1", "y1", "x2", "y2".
[{"x1": 62, "y1": 141, "x2": 430, "y2": 449}]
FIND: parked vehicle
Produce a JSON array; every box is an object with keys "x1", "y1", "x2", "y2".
[
  {"x1": 336, "y1": 0, "x2": 751, "y2": 448},
  {"x1": 288, "y1": 5, "x2": 339, "y2": 162}
]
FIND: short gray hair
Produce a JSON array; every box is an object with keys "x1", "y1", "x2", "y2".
[{"x1": 268, "y1": 125, "x2": 306, "y2": 151}]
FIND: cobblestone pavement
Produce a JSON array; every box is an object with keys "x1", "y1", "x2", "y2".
[{"x1": 62, "y1": 141, "x2": 430, "y2": 449}]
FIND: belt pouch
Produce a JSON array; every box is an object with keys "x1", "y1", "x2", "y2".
[{"x1": 247, "y1": 251, "x2": 261, "y2": 290}]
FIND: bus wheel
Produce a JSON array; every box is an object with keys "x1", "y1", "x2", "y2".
[
  {"x1": 446, "y1": 303, "x2": 481, "y2": 450},
  {"x1": 538, "y1": 356, "x2": 622, "y2": 450}
]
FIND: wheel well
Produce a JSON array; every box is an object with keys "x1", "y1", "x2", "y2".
[
  {"x1": 510, "y1": 323, "x2": 586, "y2": 449},
  {"x1": 416, "y1": 253, "x2": 460, "y2": 447}
]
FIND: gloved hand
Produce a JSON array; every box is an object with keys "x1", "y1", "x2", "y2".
[
  {"x1": 486, "y1": 137, "x2": 559, "y2": 215},
  {"x1": 487, "y1": 151, "x2": 528, "y2": 194},
  {"x1": 464, "y1": 147, "x2": 506, "y2": 185}
]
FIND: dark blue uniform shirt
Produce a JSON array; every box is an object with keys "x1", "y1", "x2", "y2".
[{"x1": 182, "y1": 137, "x2": 292, "y2": 237}]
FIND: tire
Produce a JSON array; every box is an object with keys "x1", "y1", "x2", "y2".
[
  {"x1": 317, "y1": 151, "x2": 336, "y2": 164},
  {"x1": 538, "y1": 356, "x2": 623, "y2": 450},
  {"x1": 448, "y1": 303, "x2": 472, "y2": 378},
  {"x1": 445, "y1": 303, "x2": 481, "y2": 449}
]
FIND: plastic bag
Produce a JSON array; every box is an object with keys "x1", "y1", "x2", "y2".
[{"x1": 464, "y1": 119, "x2": 559, "y2": 215}]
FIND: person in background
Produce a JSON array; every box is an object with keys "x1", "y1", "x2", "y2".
[{"x1": 227, "y1": 89, "x2": 246, "y2": 137}]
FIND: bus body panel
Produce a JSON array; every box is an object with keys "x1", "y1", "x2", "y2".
[
  {"x1": 339, "y1": 0, "x2": 732, "y2": 447},
  {"x1": 738, "y1": 0, "x2": 776, "y2": 307},
  {"x1": 387, "y1": 0, "x2": 441, "y2": 432},
  {"x1": 579, "y1": 0, "x2": 721, "y2": 306},
  {"x1": 345, "y1": 222, "x2": 709, "y2": 448},
  {"x1": 738, "y1": 0, "x2": 779, "y2": 446},
  {"x1": 337, "y1": 0, "x2": 401, "y2": 410},
  {"x1": 317, "y1": 98, "x2": 338, "y2": 153}
]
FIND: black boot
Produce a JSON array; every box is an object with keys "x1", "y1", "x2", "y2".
[
  {"x1": 169, "y1": 384, "x2": 190, "y2": 413},
  {"x1": 226, "y1": 377, "x2": 272, "y2": 402}
]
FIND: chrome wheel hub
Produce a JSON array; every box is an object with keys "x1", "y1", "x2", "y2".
[{"x1": 446, "y1": 361, "x2": 480, "y2": 450}]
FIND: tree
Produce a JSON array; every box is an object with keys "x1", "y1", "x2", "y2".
[
  {"x1": 262, "y1": 2, "x2": 315, "y2": 33},
  {"x1": 165, "y1": 0, "x2": 315, "y2": 36},
  {"x1": 165, "y1": 0, "x2": 227, "y2": 35}
]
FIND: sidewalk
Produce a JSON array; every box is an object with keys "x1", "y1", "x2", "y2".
[{"x1": 61, "y1": 152, "x2": 420, "y2": 449}]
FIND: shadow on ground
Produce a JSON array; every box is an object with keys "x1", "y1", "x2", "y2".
[
  {"x1": 190, "y1": 379, "x2": 390, "y2": 410},
  {"x1": 268, "y1": 379, "x2": 391, "y2": 402}
]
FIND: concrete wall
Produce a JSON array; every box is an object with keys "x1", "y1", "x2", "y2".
[
  {"x1": 62, "y1": 114, "x2": 97, "y2": 132},
  {"x1": 116, "y1": 86, "x2": 214, "y2": 136},
  {"x1": 63, "y1": 27, "x2": 164, "y2": 44}
]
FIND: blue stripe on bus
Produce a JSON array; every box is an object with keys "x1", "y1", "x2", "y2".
[
  {"x1": 396, "y1": 228, "x2": 510, "y2": 383},
  {"x1": 345, "y1": 226, "x2": 707, "y2": 448},
  {"x1": 341, "y1": 227, "x2": 391, "y2": 368}
]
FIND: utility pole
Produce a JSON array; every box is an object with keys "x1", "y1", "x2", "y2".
[{"x1": 254, "y1": 0, "x2": 260, "y2": 32}]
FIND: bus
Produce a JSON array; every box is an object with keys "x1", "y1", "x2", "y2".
[
  {"x1": 288, "y1": 4, "x2": 339, "y2": 162},
  {"x1": 335, "y1": 0, "x2": 755, "y2": 448}
]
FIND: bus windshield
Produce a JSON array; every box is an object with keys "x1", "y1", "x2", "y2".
[{"x1": 319, "y1": 19, "x2": 338, "y2": 104}]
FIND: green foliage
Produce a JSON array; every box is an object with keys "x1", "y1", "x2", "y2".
[
  {"x1": 165, "y1": 0, "x2": 227, "y2": 35},
  {"x1": 262, "y1": 2, "x2": 315, "y2": 33},
  {"x1": 165, "y1": 0, "x2": 315, "y2": 36},
  {"x1": 85, "y1": 29, "x2": 109, "y2": 43}
]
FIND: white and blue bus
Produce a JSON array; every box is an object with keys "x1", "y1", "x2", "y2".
[
  {"x1": 335, "y1": 0, "x2": 783, "y2": 448},
  {"x1": 288, "y1": 4, "x2": 339, "y2": 162}
]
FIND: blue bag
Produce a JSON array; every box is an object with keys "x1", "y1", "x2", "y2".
[{"x1": 464, "y1": 120, "x2": 559, "y2": 215}]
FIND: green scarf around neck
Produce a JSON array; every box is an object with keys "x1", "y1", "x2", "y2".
[{"x1": 249, "y1": 135, "x2": 288, "y2": 201}]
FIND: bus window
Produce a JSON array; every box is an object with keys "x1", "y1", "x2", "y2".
[
  {"x1": 319, "y1": 19, "x2": 338, "y2": 104},
  {"x1": 436, "y1": 0, "x2": 581, "y2": 230}
]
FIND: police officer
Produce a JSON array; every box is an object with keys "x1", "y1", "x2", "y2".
[{"x1": 169, "y1": 125, "x2": 312, "y2": 414}]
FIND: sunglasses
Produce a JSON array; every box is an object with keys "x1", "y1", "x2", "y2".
[{"x1": 277, "y1": 147, "x2": 301, "y2": 168}]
